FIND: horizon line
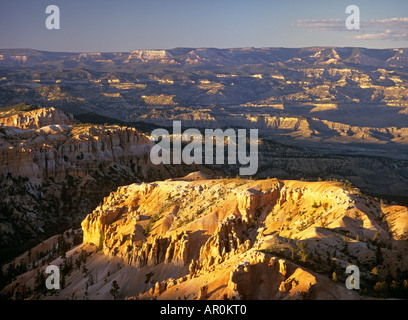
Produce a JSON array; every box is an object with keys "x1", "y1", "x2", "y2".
[{"x1": 0, "y1": 46, "x2": 407, "y2": 54}]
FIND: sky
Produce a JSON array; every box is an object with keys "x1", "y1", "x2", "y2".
[{"x1": 0, "y1": 0, "x2": 407, "y2": 52}]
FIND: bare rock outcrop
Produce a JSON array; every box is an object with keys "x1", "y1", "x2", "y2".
[
  {"x1": 0, "y1": 106, "x2": 155, "y2": 182},
  {"x1": 0, "y1": 107, "x2": 75, "y2": 129},
  {"x1": 197, "y1": 215, "x2": 252, "y2": 272},
  {"x1": 3, "y1": 173, "x2": 406, "y2": 300},
  {"x1": 73, "y1": 176, "x2": 408, "y2": 300},
  {"x1": 0, "y1": 106, "x2": 198, "y2": 249}
]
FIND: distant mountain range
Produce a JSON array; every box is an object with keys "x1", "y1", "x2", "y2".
[
  {"x1": 1, "y1": 46, "x2": 408, "y2": 130},
  {"x1": 2, "y1": 47, "x2": 408, "y2": 302},
  {"x1": 1, "y1": 46, "x2": 407, "y2": 156},
  {"x1": 0, "y1": 47, "x2": 408, "y2": 68}
]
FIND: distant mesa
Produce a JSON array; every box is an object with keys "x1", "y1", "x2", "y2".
[
  {"x1": 125, "y1": 49, "x2": 174, "y2": 63},
  {"x1": 0, "y1": 47, "x2": 407, "y2": 67}
]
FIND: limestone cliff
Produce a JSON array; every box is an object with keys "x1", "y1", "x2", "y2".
[
  {"x1": 10, "y1": 174, "x2": 400, "y2": 300},
  {"x1": 0, "y1": 106, "x2": 199, "y2": 252},
  {"x1": 3, "y1": 173, "x2": 408, "y2": 300},
  {"x1": 0, "y1": 106, "x2": 75, "y2": 129},
  {"x1": 0, "y1": 106, "x2": 154, "y2": 179}
]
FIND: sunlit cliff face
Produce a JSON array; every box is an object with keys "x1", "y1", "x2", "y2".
[
  {"x1": 1, "y1": 46, "x2": 408, "y2": 300},
  {"x1": 4, "y1": 173, "x2": 406, "y2": 300}
]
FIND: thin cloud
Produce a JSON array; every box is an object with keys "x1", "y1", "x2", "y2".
[
  {"x1": 367, "y1": 17, "x2": 408, "y2": 27},
  {"x1": 294, "y1": 18, "x2": 344, "y2": 31},
  {"x1": 347, "y1": 30, "x2": 408, "y2": 41},
  {"x1": 295, "y1": 16, "x2": 408, "y2": 41}
]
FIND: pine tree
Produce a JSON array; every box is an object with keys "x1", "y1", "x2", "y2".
[
  {"x1": 375, "y1": 244, "x2": 383, "y2": 265},
  {"x1": 82, "y1": 265, "x2": 88, "y2": 275},
  {"x1": 34, "y1": 270, "x2": 45, "y2": 294},
  {"x1": 110, "y1": 280, "x2": 120, "y2": 300},
  {"x1": 60, "y1": 273, "x2": 66, "y2": 289}
]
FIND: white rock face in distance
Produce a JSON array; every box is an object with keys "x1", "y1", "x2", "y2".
[
  {"x1": 125, "y1": 50, "x2": 173, "y2": 63},
  {"x1": 0, "y1": 107, "x2": 154, "y2": 182}
]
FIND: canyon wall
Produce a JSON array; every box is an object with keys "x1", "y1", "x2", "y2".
[
  {"x1": 0, "y1": 107, "x2": 198, "y2": 251},
  {"x1": 73, "y1": 176, "x2": 408, "y2": 299}
]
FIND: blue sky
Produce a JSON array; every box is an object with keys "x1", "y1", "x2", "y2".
[{"x1": 0, "y1": 0, "x2": 407, "y2": 52}]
